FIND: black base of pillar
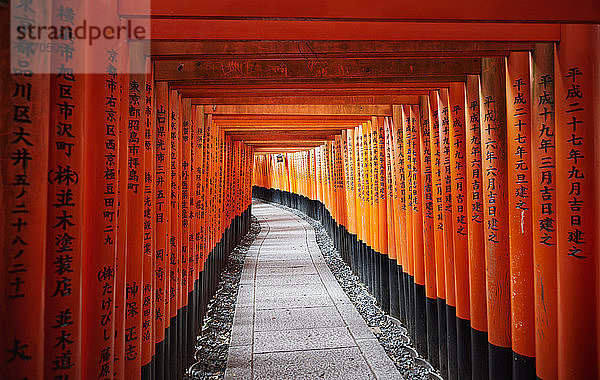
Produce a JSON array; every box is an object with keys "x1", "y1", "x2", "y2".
[
  {"x1": 512, "y1": 351, "x2": 535, "y2": 380},
  {"x1": 489, "y1": 343, "x2": 512, "y2": 380},
  {"x1": 425, "y1": 296, "x2": 439, "y2": 367}
]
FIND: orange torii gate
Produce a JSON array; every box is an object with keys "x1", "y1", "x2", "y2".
[{"x1": 1, "y1": 0, "x2": 600, "y2": 377}]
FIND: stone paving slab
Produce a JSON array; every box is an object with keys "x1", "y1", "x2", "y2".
[
  {"x1": 225, "y1": 200, "x2": 403, "y2": 380},
  {"x1": 253, "y1": 348, "x2": 376, "y2": 380}
]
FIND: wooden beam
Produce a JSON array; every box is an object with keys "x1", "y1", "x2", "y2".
[
  {"x1": 206, "y1": 105, "x2": 392, "y2": 116},
  {"x1": 189, "y1": 95, "x2": 420, "y2": 105},
  {"x1": 244, "y1": 141, "x2": 329, "y2": 145},
  {"x1": 253, "y1": 147, "x2": 322, "y2": 153},
  {"x1": 123, "y1": 0, "x2": 599, "y2": 23},
  {"x1": 147, "y1": 20, "x2": 562, "y2": 41},
  {"x1": 150, "y1": 41, "x2": 536, "y2": 59},
  {"x1": 220, "y1": 126, "x2": 353, "y2": 132},
  {"x1": 154, "y1": 57, "x2": 479, "y2": 82},
  {"x1": 226, "y1": 131, "x2": 338, "y2": 139},
  {"x1": 181, "y1": 88, "x2": 437, "y2": 98}
]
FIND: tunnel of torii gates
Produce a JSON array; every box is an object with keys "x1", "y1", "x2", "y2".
[{"x1": 1, "y1": 0, "x2": 600, "y2": 379}]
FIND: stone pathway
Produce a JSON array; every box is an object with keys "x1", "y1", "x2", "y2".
[{"x1": 225, "y1": 200, "x2": 403, "y2": 380}]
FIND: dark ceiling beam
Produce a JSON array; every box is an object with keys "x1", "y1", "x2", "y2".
[
  {"x1": 189, "y1": 95, "x2": 420, "y2": 105},
  {"x1": 122, "y1": 0, "x2": 598, "y2": 23},
  {"x1": 146, "y1": 20, "x2": 563, "y2": 41},
  {"x1": 150, "y1": 41, "x2": 535, "y2": 59},
  {"x1": 206, "y1": 105, "x2": 392, "y2": 116},
  {"x1": 154, "y1": 58, "x2": 479, "y2": 82}
]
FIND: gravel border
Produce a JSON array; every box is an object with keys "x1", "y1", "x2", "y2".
[
  {"x1": 265, "y1": 200, "x2": 443, "y2": 380},
  {"x1": 187, "y1": 215, "x2": 261, "y2": 380}
]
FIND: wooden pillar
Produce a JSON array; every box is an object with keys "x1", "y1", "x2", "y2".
[
  {"x1": 153, "y1": 81, "x2": 170, "y2": 380},
  {"x1": 168, "y1": 89, "x2": 181, "y2": 379},
  {"x1": 402, "y1": 106, "x2": 416, "y2": 340},
  {"x1": 506, "y1": 51, "x2": 536, "y2": 378},
  {"x1": 141, "y1": 62, "x2": 155, "y2": 377},
  {"x1": 411, "y1": 106, "x2": 428, "y2": 356},
  {"x1": 43, "y1": 0, "x2": 84, "y2": 377},
  {"x1": 376, "y1": 117, "x2": 390, "y2": 314},
  {"x1": 439, "y1": 88, "x2": 458, "y2": 379},
  {"x1": 555, "y1": 24, "x2": 599, "y2": 379},
  {"x1": 465, "y1": 74, "x2": 489, "y2": 379},
  {"x1": 419, "y1": 97, "x2": 438, "y2": 366},
  {"x1": 384, "y1": 118, "x2": 400, "y2": 320},
  {"x1": 449, "y1": 82, "x2": 472, "y2": 380},
  {"x1": 480, "y1": 57, "x2": 512, "y2": 380},
  {"x1": 180, "y1": 97, "x2": 192, "y2": 368},
  {"x1": 529, "y1": 43, "x2": 558, "y2": 380},
  {"x1": 1, "y1": 4, "x2": 50, "y2": 378},
  {"x1": 429, "y1": 92, "x2": 448, "y2": 377}
]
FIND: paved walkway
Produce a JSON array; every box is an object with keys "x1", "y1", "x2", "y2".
[{"x1": 225, "y1": 200, "x2": 402, "y2": 380}]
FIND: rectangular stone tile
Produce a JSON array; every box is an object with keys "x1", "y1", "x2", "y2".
[
  {"x1": 253, "y1": 347, "x2": 376, "y2": 380},
  {"x1": 355, "y1": 338, "x2": 403, "y2": 379},
  {"x1": 255, "y1": 273, "x2": 322, "y2": 287},
  {"x1": 255, "y1": 258, "x2": 315, "y2": 268},
  {"x1": 257, "y1": 255, "x2": 313, "y2": 263},
  {"x1": 336, "y1": 303, "x2": 374, "y2": 340},
  {"x1": 256, "y1": 264, "x2": 318, "y2": 277},
  {"x1": 255, "y1": 293, "x2": 333, "y2": 310},
  {"x1": 254, "y1": 306, "x2": 345, "y2": 332},
  {"x1": 254, "y1": 326, "x2": 355, "y2": 353},
  {"x1": 255, "y1": 283, "x2": 327, "y2": 299},
  {"x1": 224, "y1": 345, "x2": 253, "y2": 380}
]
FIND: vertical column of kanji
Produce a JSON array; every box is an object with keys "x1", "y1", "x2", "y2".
[
  {"x1": 196, "y1": 107, "x2": 208, "y2": 326},
  {"x1": 81, "y1": 47, "x2": 121, "y2": 380},
  {"x1": 333, "y1": 137, "x2": 341, "y2": 227},
  {"x1": 1, "y1": 2, "x2": 49, "y2": 378},
  {"x1": 187, "y1": 105, "x2": 198, "y2": 361},
  {"x1": 195, "y1": 108, "x2": 206, "y2": 289},
  {"x1": 362, "y1": 122, "x2": 376, "y2": 295},
  {"x1": 330, "y1": 142, "x2": 337, "y2": 222},
  {"x1": 555, "y1": 25, "x2": 598, "y2": 379},
  {"x1": 392, "y1": 106, "x2": 408, "y2": 327},
  {"x1": 353, "y1": 127, "x2": 364, "y2": 280},
  {"x1": 376, "y1": 117, "x2": 390, "y2": 314},
  {"x1": 366, "y1": 121, "x2": 377, "y2": 295},
  {"x1": 480, "y1": 57, "x2": 512, "y2": 380},
  {"x1": 392, "y1": 113, "x2": 406, "y2": 323},
  {"x1": 384, "y1": 118, "x2": 399, "y2": 320},
  {"x1": 428, "y1": 92, "x2": 447, "y2": 377},
  {"x1": 341, "y1": 135, "x2": 349, "y2": 234},
  {"x1": 419, "y1": 97, "x2": 438, "y2": 367},
  {"x1": 319, "y1": 147, "x2": 326, "y2": 209},
  {"x1": 505, "y1": 52, "x2": 535, "y2": 378},
  {"x1": 439, "y1": 88, "x2": 458, "y2": 379},
  {"x1": 449, "y1": 82, "x2": 471, "y2": 380},
  {"x1": 410, "y1": 106, "x2": 427, "y2": 356},
  {"x1": 204, "y1": 114, "x2": 213, "y2": 280},
  {"x1": 465, "y1": 75, "x2": 488, "y2": 379},
  {"x1": 153, "y1": 81, "x2": 170, "y2": 380},
  {"x1": 168, "y1": 89, "x2": 181, "y2": 378},
  {"x1": 141, "y1": 61, "x2": 155, "y2": 377},
  {"x1": 325, "y1": 142, "x2": 332, "y2": 220},
  {"x1": 44, "y1": 0, "x2": 83, "y2": 377},
  {"x1": 530, "y1": 43, "x2": 557, "y2": 380},
  {"x1": 336, "y1": 135, "x2": 347, "y2": 236},
  {"x1": 124, "y1": 45, "x2": 145, "y2": 379},
  {"x1": 355, "y1": 126, "x2": 367, "y2": 283},
  {"x1": 401, "y1": 106, "x2": 415, "y2": 338},
  {"x1": 180, "y1": 98, "x2": 192, "y2": 368}
]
